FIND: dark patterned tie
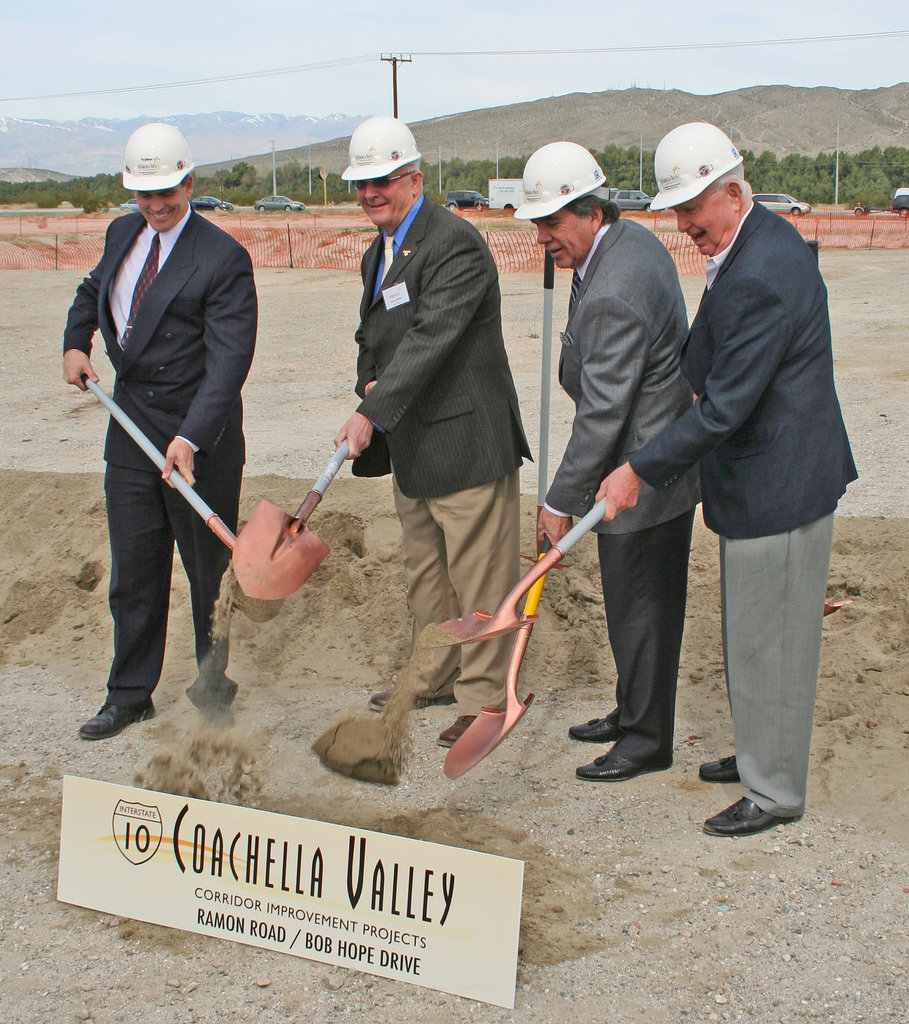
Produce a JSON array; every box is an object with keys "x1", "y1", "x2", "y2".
[
  {"x1": 569, "y1": 269, "x2": 581, "y2": 313},
  {"x1": 125, "y1": 233, "x2": 160, "y2": 343}
]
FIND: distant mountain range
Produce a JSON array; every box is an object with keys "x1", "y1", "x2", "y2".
[
  {"x1": 2, "y1": 84, "x2": 908, "y2": 182},
  {"x1": 0, "y1": 112, "x2": 367, "y2": 178}
]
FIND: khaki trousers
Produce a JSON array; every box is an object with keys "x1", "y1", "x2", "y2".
[{"x1": 392, "y1": 471, "x2": 521, "y2": 716}]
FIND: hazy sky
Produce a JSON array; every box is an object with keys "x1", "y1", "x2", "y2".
[{"x1": 2, "y1": 2, "x2": 906, "y2": 123}]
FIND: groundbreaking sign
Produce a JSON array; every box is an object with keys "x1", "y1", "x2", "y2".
[{"x1": 58, "y1": 776, "x2": 523, "y2": 1008}]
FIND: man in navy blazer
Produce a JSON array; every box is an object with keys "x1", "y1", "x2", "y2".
[
  {"x1": 597, "y1": 123, "x2": 856, "y2": 836},
  {"x1": 334, "y1": 117, "x2": 530, "y2": 748},
  {"x1": 63, "y1": 123, "x2": 257, "y2": 740}
]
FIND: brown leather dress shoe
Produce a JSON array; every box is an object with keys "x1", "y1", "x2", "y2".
[
  {"x1": 368, "y1": 689, "x2": 456, "y2": 713},
  {"x1": 436, "y1": 715, "x2": 478, "y2": 747}
]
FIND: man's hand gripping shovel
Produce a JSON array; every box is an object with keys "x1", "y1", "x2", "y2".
[{"x1": 84, "y1": 377, "x2": 345, "y2": 602}]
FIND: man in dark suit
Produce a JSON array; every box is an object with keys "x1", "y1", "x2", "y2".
[
  {"x1": 334, "y1": 116, "x2": 530, "y2": 748},
  {"x1": 63, "y1": 122, "x2": 257, "y2": 739},
  {"x1": 596, "y1": 123, "x2": 856, "y2": 835},
  {"x1": 515, "y1": 142, "x2": 700, "y2": 781}
]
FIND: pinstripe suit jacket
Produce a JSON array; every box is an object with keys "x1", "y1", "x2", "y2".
[
  {"x1": 352, "y1": 199, "x2": 530, "y2": 499},
  {"x1": 547, "y1": 218, "x2": 700, "y2": 534}
]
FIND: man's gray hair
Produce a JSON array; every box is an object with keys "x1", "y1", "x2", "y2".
[
  {"x1": 711, "y1": 167, "x2": 752, "y2": 200},
  {"x1": 567, "y1": 190, "x2": 620, "y2": 225}
]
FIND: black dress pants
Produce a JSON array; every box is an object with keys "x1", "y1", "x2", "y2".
[
  {"x1": 596, "y1": 508, "x2": 695, "y2": 763},
  {"x1": 103, "y1": 462, "x2": 241, "y2": 708}
]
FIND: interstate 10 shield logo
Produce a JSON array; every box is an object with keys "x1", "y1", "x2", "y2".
[{"x1": 112, "y1": 799, "x2": 163, "y2": 865}]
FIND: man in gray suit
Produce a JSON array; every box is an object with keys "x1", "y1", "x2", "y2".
[
  {"x1": 597, "y1": 123, "x2": 856, "y2": 835},
  {"x1": 334, "y1": 116, "x2": 531, "y2": 748},
  {"x1": 515, "y1": 142, "x2": 700, "y2": 781},
  {"x1": 63, "y1": 122, "x2": 257, "y2": 739}
]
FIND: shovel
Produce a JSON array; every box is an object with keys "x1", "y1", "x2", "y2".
[
  {"x1": 432, "y1": 498, "x2": 606, "y2": 647},
  {"x1": 84, "y1": 378, "x2": 338, "y2": 600},
  {"x1": 231, "y1": 442, "x2": 348, "y2": 599},
  {"x1": 444, "y1": 542, "x2": 550, "y2": 779}
]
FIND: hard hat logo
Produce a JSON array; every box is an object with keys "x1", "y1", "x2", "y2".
[
  {"x1": 134, "y1": 157, "x2": 162, "y2": 176},
  {"x1": 390, "y1": 150, "x2": 401, "y2": 161},
  {"x1": 696, "y1": 163, "x2": 714, "y2": 179},
  {"x1": 559, "y1": 184, "x2": 573, "y2": 196}
]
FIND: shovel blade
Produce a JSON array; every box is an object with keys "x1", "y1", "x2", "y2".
[
  {"x1": 443, "y1": 694, "x2": 535, "y2": 779},
  {"x1": 232, "y1": 498, "x2": 330, "y2": 600},
  {"x1": 430, "y1": 609, "x2": 539, "y2": 648}
]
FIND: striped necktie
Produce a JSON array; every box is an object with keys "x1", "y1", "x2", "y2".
[
  {"x1": 124, "y1": 233, "x2": 159, "y2": 344},
  {"x1": 569, "y1": 269, "x2": 581, "y2": 313}
]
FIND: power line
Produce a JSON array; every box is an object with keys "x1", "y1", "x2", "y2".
[
  {"x1": 412, "y1": 29, "x2": 909, "y2": 59},
  {"x1": 0, "y1": 54, "x2": 379, "y2": 104},
  {"x1": 1, "y1": 30, "x2": 906, "y2": 105}
]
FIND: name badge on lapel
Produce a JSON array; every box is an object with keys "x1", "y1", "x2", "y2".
[
  {"x1": 382, "y1": 281, "x2": 410, "y2": 310},
  {"x1": 559, "y1": 330, "x2": 574, "y2": 347}
]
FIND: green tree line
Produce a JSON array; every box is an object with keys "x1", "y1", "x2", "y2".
[{"x1": 3, "y1": 146, "x2": 909, "y2": 211}]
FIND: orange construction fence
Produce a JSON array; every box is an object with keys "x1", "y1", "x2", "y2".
[{"x1": 1, "y1": 212, "x2": 906, "y2": 274}]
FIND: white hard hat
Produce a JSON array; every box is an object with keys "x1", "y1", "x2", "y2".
[
  {"x1": 123, "y1": 122, "x2": 195, "y2": 191},
  {"x1": 341, "y1": 116, "x2": 421, "y2": 181},
  {"x1": 514, "y1": 141, "x2": 608, "y2": 220},
  {"x1": 650, "y1": 122, "x2": 743, "y2": 211}
]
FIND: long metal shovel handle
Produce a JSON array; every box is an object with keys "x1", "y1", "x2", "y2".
[
  {"x1": 82, "y1": 377, "x2": 237, "y2": 551},
  {"x1": 286, "y1": 441, "x2": 349, "y2": 537}
]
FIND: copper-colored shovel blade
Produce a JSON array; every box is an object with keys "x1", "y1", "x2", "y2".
[
  {"x1": 232, "y1": 498, "x2": 330, "y2": 600},
  {"x1": 444, "y1": 615, "x2": 538, "y2": 779},
  {"x1": 444, "y1": 694, "x2": 535, "y2": 779}
]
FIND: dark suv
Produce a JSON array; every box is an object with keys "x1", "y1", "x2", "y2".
[{"x1": 444, "y1": 190, "x2": 489, "y2": 210}]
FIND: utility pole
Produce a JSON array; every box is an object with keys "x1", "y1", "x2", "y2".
[
  {"x1": 496, "y1": 140, "x2": 499, "y2": 178},
  {"x1": 639, "y1": 132, "x2": 643, "y2": 191},
  {"x1": 381, "y1": 54, "x2": 412, "y2": 118},
  {"x1": 270, "y1": 140, "x2": 277, "y2": 195},
  {"x1": 834, "y1": 122, "x2": 840, "y2": 207},
  {"x1": 308, "y1": 145, "x2": 312, "y2": 195}
]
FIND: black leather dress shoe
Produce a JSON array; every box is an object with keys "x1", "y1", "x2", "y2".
[
  {"x1": 568, "y1": 717, "x2": 623, "y2": 743},
  {"x1": 79, "y1": 700, "x2": 155, "y2": 741},
  {"x1": 702, "y1": 797, "x2": 800, "y2": 837},
  {"x1": 575, "y1": 753, "x2": 671, "y2": 782},
  {"x1": 699, "y1": 755, "x2": 740, "y2": 783}
]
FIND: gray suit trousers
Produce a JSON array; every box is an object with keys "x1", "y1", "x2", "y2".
[{"x1": 719, "y1": 513, "x2": 835, "y2": 817}]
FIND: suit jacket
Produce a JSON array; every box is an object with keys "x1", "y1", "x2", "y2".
[
  {"x1": 632, "y1": 201, "x2": 857, "y2": 539},
  {"x1": 548, "y1": 219, "x2": 700, "y2": 535},
  {"x1": 352, "y1": 199, "x2": 530, "y2": 499},
  {"x1": 63, "y1": 210, "x2": 257, "y2": 478}
]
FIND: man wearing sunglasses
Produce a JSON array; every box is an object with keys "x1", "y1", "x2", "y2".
[{"x1": 334, "y1": 116, "x2": 531, "y2": 749}]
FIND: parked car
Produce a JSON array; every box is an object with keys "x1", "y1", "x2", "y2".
[
  {"x1": 254, "y1": 195, "x2": 306, "y2": 212},
  {"x1": 753, "y1": 193, "x2": 812, "y2": 215},
  {"x1": 892, "y1": 187, "x2": 909, "y2": 217},
  {"x1": 609, "y1": 189, "x2": 653, "y2": 211},
  {"x1": 119, "y1": 198, "x2": 139, "y2": 212},
  {"x1": 444, "y1": 190, "x2": 489, "y2": 210},
  {"x1": 191, "y1": 195, "x2": 234, "y2": 212}
]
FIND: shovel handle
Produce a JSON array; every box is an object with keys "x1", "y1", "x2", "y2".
[
  {"x1": 522, "y1": 537, "x2": 552, "y2": 618},
  {"x1": 287, "y1": 441, "x2": 349, "y2": 537},
  {"x1": 82, "y1": 377, "x2": 237, "y2": 550},
  {"x1": 555, "y1": 499, "x2": 607, "y2": 556}
]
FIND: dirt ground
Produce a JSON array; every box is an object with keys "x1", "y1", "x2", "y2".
[{"x1": 0, "y1": 250, "x2": 907, "y2": 1023}]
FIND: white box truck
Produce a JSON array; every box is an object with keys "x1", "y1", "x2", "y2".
[{"x1": 488, "y1": 179, "x2": 524, "y2": 211}]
